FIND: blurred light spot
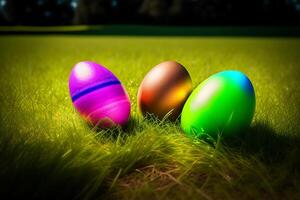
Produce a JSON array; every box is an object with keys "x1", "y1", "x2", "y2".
[
  {"x1": 0, "y1": 0, "x2": 6, "y2": 7},
  {"x1": 191, "y1": 79, "x2": 221, "y2": 109},
  {"x1": 144, "y1": 65, "x2": 168, "y2": 86},
  {"x1": 71, "y1": 1, "x2": 78, "y2": 9},
  {"x1": 75, "y1": 62, "x2": 93, "y2": 81},
  {"x1": 112, "y1": 0, "x2": 118, "y2": 7}
]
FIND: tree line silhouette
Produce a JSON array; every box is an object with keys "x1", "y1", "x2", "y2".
[{"x1": 0, "y1": 0, "x2": 299, "y2": 25}]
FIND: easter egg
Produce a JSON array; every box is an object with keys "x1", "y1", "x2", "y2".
[
  {"x1": 137, "y1": 61, "x2": 193, "y2": 120},
  {"x1": 69, "y1": 61, "x2": 130, "y2": 128},
  {"x1": 181, "y1": 70, "x2": 255, "y2": 138}
]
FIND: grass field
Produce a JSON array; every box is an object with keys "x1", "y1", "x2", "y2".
[{"x1": 0, "y1": 34, "x2": 300, "y2": 199}]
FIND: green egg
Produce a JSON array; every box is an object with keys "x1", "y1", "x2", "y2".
[{"x1": 181, "y1": 70, "x2": 256, "y2": 138}]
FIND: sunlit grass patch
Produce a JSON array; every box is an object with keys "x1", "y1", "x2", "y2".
[{"x1": 0, "y1": 35, "x2": 300, "y2": 199}]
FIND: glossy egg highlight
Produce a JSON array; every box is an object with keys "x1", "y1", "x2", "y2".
[
  {"x1": 181, "y1": 70, "x2": 255, "y2": 138},
  {"x1": 138, "y1": 61, "x2": 193, "y2": 120},
  {"x1": 69, "y1": 61, "x2": 131, "y2": 128}
]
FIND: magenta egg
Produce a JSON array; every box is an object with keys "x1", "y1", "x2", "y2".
[{"x1": 69, "y1": 61, "x2": 131, "y2": 128}]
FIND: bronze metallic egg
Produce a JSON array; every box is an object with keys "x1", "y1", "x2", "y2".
[{"x1": 137, "y1": 61, "x2": 193, "y2": 120}]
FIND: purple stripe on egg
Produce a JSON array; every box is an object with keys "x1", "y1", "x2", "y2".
[
  {"x1": 71, "y1": 80, "x2": 121, "y2": 102},
  {"x1": 73, "y1": 84, "x2": 129, "y2": 117}
]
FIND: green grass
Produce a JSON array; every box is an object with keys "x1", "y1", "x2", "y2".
[{"x1": 0, "y1": 35, "x2": 300, "y2": 199}]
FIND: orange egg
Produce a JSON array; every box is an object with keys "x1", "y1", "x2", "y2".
[{"x1": 137, "y1": 61, "x2": 193, "y2": 120}]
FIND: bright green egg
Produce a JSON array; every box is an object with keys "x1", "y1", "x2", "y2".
[{"x1": 181, "y1": 70, "x2": 256, "y2": 138}]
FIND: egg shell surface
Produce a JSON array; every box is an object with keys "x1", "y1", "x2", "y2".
[
  {"x1": 137, "y1": 61, "x2": 193, "y2": 120},
  {"x1": 69, "y1": 61, "x2": 130, "y2": 128},
  {"x1": 181, "y1": 70, "x2": 255, "y2": 138}
]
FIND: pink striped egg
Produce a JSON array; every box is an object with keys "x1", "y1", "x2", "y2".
[{"x1": 69, "y1": 61, "x2": 131, "y2": 128}]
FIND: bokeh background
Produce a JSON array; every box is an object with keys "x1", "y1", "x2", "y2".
[{"x1": 0, "y1": 0, "x2": 300, "y2": 26}]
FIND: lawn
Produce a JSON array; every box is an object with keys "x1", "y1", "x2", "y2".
[{"x1": 0, "y1": 34, "x2": 300, "y2": 199}]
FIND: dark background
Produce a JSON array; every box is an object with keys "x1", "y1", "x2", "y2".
[{"x1": 0, "y1": 0, "x2": 300, "y2": 26}]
